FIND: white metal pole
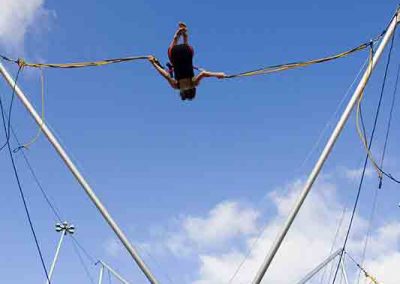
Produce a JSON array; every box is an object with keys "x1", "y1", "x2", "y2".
[
  {"x1": 100, "y1": 261, "x2": 130, "y2": 284},
  {"x1": 0, "y1": 63, "x2": 158, "y2": 284},
  {"x1": 98, "y1": 265, "x2": 105, "y2": 284},
  {"x1": 46, "y1": 231, "x2": 66, "y2": 284},
  {"x1": 253, "y1": 11, "x2": 400, "y2": 284},
  {"x1": 297, "y1": 249, "x2": 342, "y2": 284}
]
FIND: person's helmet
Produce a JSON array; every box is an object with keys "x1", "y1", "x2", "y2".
[{"x1": 180, "y1": 88, "x2": 197, "y2": 100}]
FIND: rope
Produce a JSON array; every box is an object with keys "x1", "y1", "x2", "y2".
[
  {"x1": 345, "y1": 252, "x2": 380, "y2": 284},
  {"x1": 227, "y1": 48, "x2": 377, "y2": 284},
  {"x1": 0, "y1": 101, "x2": 98, "y2": 283},
  {"x1": 0, "y1": 91, "x2": 51, "y2": 282},
  {"x1": 71, "y1": 236, "x2": 97, "y2": 265},
  {"x1": 299, "y1": 53, "x2": 371, "y2": 170},
  {"x1": 70, "y1": 238, "x2": 97, "y2": 284},
  {"x1": 12, "y1": 55, "x2": 150, "y2": 69},
  {"x1": 14, "y1": 130, "x2": 63, "y2": 222},
  {"x1": 320, "y1": 207, "x2": 347, "y2": 284},
  {"x1": 356, "y1": 186, "x2": 379, "y2": 284},
  {"x1": 20, "y1": 68, "x2": 45, "y2": 149},
  {"x1": 225, "y1": 39, "x2": 380, "y2": 78},
  {"x1": 331, "y1": 31, "x2": 394, "y2": 284},
  {"x1": 355, "y1": 31, "x2": 400, "y2": 186},
  {"x1": 355, "y1": 45, "x2": 382, "y2": 178}
]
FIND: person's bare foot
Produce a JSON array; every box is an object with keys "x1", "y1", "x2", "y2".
[{"x1": 178, "y1": 22, "x2": 188, "y2": 33}]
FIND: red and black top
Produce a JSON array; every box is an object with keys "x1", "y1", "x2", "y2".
[{"x1": 168, "y1": 44, "x2": 195, "y2": 81}]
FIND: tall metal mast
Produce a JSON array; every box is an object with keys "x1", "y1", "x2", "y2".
[
  {"x1": 253, "y1": 9, "x2": 400, "y2": 283},
  {"x1": 0, "y1": 64, "x2": 158, "y2": 284}
]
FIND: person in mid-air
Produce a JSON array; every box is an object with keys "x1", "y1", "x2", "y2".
[{"x1": 149, "y1": 22, "x2": 226, "y2": 100}]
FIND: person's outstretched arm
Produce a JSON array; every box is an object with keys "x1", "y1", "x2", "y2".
[
  {"x1": 193, "y1": 70, "x2": 226, "y2": 86},
  {"x1": 148, "y1": 56, "x2": 178, "y2": 89}
]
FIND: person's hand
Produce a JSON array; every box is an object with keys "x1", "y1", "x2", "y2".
[
  {"x1": 148, "y1": 55, "x2": 156, "y2": 63},
  {"x1": 217, "y1": 72, "x2": 227, "y2": 79}
]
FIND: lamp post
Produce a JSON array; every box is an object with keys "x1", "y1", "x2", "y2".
[{"x1": 45, "y1": 222, "x2": 75, "y2": 284}]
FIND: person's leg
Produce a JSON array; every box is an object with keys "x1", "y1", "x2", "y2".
[
  {"x1": 182, "y1": 30, "x2": 189, "y2": 45},
  {"x1": 178, "y1": 22, "x2": 189, "y2": 45},
  {"x1": 168, "y1": 26, "x2": 186, "y2": 60}
]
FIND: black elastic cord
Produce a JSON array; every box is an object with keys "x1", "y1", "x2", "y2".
[
  {"x1": 11, "y1": 127, "x2": 63, "y2": 222},
  {"x1": 0, "y1": 92, "x2": 51, "y2": 282},
  {"x1": 0, "y1": 66, "x2": 22, "y2": 152},
  {"x1": 379, "y1": 62, "x2": 400, "y2": 185}
]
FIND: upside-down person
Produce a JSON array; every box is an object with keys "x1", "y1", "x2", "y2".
[{"x1": 148, "y1": 22, "x2": 226, "y2": 101}]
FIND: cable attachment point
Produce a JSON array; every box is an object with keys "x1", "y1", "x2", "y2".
[
  {"x1": 13, "y1": 145, "x2": 26, "y2": 153},
  {"x1": 16, "y1": 58, "x2": 26, "y2": 69},
  {"x1": 378, "y1": 176, "x2": 383, "y2": 189}
]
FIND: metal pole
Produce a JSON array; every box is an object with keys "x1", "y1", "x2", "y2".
[
  {"x1": 100, "y1": 261, "x2": 131, "y2": 284},
  {"x1": 98, "y1": 265, "x2": 105, "y2": 284},
  {"x1": 297, "y1": 249, "x2": 342, "y2": 284},
  {"x1": 45, "y1": 222, "x2": 75, "y2": 284},
  {"x1": 0, "y1": 64, "x2": 158, "y2": 284},
  {"x1": 253, "y1": 10, "x2": 400, "y2": 284},
  {"x1": 46, "y1": 231, "x2": 65, "y2": 284},
  {"x1": 340, "y1": 258, "x2": 349, "y2": 284}
]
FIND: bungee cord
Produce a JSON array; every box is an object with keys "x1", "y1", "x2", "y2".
[
  {"x1": 0, "y1": 10, "x2": 399, "y2": 284},
  {"x1": 0, "y1": 29, "x2": 386, "y2": 80},
  {"x1": 225, "y1": 40, "x2": 377, "y2": 78},
  {"x1": 13, "y1": 55, "x2": 150, "y2": 69}
]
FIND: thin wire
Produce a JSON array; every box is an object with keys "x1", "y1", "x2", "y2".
[
  {"x1": 10, "y1": 126, "x2": 63, "y2": 222},
  {"x1": 379, "y1": 62, "x2": 400, "y2": 181},
  {"x1": 71, "y1": 236, "x2": 97, "y2": 265},
  {"x1": 356, "y1": 49, "x2": 400, "y2": 284},
  {"x1": 70, "y1": 237, "x2": 97, "y2": 284},
  {"x1": 299, "y1": 53, "x2": 371, "y2": 169},
  {"x1": 0, "y1": 87, "x2": 62, "y2": 222},
  {"x1": 331, "y1": 30, "x2": 395, "y2": 284},
  {"x1": 0, "y1": 88, "x2": 98, "y2": 283},
  {"x1": 345, "y1": 252, "x2": 379, "y2": 284},
  {"x1": 138, "y1": 244, "x2": 175, "y2": 284},
  {"x1": 320, "y1": 207, "x2": 347, "y2": 284},
  {"x1": 356, "y1": 187, "x2": 379, "y2": 284},
  {"x1": 0, "y1": 65, "x2": 22, "y2": 152},
  {"x1": 108, "y1": 269, "x2": 112, "y2": 284},
  {"x1": 0, "y1": 90, "x2": 51, "y2": 282},
  {"x1": 227, "y1": 46, "x2": 373, "y2": 284}
]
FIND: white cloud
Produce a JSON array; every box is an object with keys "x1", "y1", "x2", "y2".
[
  {"x1": 142, "y1": 201, "x2": 261, "y2": 257},
  {"x1": 0, "y1": 0, "x2": 53, "y2": 52},
  {"x1": 342, "y1": 167, "x2": 374, "y2": 181},
  {"x1": 104, "y1": 238, "x2": 124, "y2": 258},
  {"x1": 182, "y1": 201, "x2": 259, "y2": 247},
  {"x1": 192, "y1": 179, "x2": 347, "y2": 284},
  {"x1": 142, "y1": 175, "x2": 400, "y2": 284}
]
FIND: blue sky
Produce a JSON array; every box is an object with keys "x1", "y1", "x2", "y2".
[{"x1": 0, "y1": 0, "x2": 400, "y2": 283}]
